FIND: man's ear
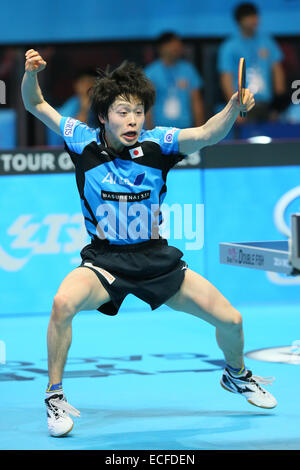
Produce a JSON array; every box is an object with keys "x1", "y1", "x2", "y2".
[{"x1": 98, "y1": 114, "x2": 105, "y2": 125}]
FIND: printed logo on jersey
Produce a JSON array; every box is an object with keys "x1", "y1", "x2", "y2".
[
  {"x1": 64, "y1": 118, "x2": 77, "y2": 137},
  {"x1": 102, "y1": 171, "x2": 146, "y2": 187},
  {"x1": 64, "y1": 118, "x2": 76, "y2": 137},
  {"x1": 129, "y1": 147, "x2": 144, "y2": 159},
  {"x1": 164, "y1": 128, "x2": 178, "y2": 144},
  {"x1": 101, "y1": 190, "x2": 151, "y2": 202}
]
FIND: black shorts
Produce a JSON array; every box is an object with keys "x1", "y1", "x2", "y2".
[{"x1": 78, "y1": 238, "x2": 188, "y2": 316}]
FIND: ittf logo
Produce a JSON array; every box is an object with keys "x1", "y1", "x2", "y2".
[{"x1": 129, "y1": 147, "x2": 144, "y2": 159}]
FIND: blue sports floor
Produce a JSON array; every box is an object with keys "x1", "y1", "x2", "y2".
[{"x1": 1, "y1": 299, "x2": 300, "y2": 450}]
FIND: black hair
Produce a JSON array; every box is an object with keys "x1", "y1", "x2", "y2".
[
  {"x1": 234, "y1": 3, "x2": 258, "y2": 22},
  {"x1": 156, "y1": 32, "x2": 180, "y2": 48},
  {"x1": 90, "y1": 61, "x2": 156, "y2": 126}
]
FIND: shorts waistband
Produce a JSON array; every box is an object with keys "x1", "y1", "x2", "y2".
[{"x1": 90, "y1": 237, "x2": 168, "y2": 252}]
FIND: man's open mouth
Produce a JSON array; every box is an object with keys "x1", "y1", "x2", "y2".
[{"x1": 123, "y1": 131, "x2": 137, "y2": 138}]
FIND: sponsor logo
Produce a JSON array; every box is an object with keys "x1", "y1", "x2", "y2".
[
  {"x1": 101, "y1": 171, "x2": 146, "y2": 187},
  {"x1": 64, "y1": 117, "x2": 77, "y2": 137},
  {"x1": 0, "y1": 213, "x2": 88, "y2": 272},
  {"x1": 245, "y1": 341, "x2": 300, "y2": 365},
  {"x1": 237, "y1": 249, "x2": 264, "y2": 267},
  {"x1": 225, "y1": 248, "x2": 264, "y2": 267},
  {"x1": 101, "y1": 190, "x2": 151, "y2": 202},
  {"x1": 129, "y1": 146, "x2": 143, "y2": 159},
  {"x1": 164, "y1": 128, "x2": 177, "y2": 144},
  {"x1": 84, "y1": 262, "x2": 115, "y2": 284},
  {"x1": 0, "y1": 151, "x2": 74, "y2": 174}
]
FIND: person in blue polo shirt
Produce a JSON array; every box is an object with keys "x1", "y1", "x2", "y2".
[
  {"x1": 145, "y1": 32, "x2": 205, "y2": 129},
  {"x1": 218, "y1": 2, "x2": 286, "y2": 122}
]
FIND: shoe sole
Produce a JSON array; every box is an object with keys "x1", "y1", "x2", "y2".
[
  {"x1": 220, "y1": 380, "x2": 277, "y2": 409},
  {"x1": 50, "y1": 422, "x2": 73, "y2": 438}
]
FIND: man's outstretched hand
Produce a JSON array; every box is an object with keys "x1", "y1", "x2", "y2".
[
  {"x1": 25, "y1": 49, "x2": 47, "y2": 73},
  {"x1": 231, "y1": 88, "x2": 255, "y2": 118}
]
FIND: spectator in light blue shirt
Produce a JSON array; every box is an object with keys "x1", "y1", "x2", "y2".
[
  {"x1": 144, "y1": 32, "x2": 205, "y2": 130},
  {"x1": 47, "y1": 69, "x2": 98, "y2": 145},
  {"x1": 217, "y1": 3, "x2": 286, "y2": 122}
]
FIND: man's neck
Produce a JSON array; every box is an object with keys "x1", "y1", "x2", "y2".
[
  {"x1": 102, "y1": 130, "x2": 124, "y2": 153},
  {"x1": 161, "y1": 57, "x2": 176, "y2": 66},
  {"x1": 240, "y1": 29, "x2": 255, "y2": 39}
]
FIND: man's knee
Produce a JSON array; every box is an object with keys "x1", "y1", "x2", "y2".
[
  {"x1": 221, "y1": 307, "x2": 243, "y2": 331},
  {"x1": 51, "y1": 292, "x2": 78, "y2": 323}
]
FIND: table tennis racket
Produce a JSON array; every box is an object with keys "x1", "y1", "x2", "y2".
[{"x1": 238, "y1": 57, "x2": 247, "y2": 118}]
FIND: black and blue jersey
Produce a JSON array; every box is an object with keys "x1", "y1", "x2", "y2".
[{"x1": 61, "y1": 117, "x2": 185, "y2": 245}]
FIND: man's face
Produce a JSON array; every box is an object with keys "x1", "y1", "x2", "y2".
[
  {"x1": 239, "y1": 14, "x2": 259, "y2": 37},
  {"x1": 99, "y1": 96, "x2": 145, "y2": 151},
  {"x1": 74, "y1": 75, "x2": 95, "y2": 97},
  {"x1": 159, "y1": 38, "x2": 184, "y2": 63}
]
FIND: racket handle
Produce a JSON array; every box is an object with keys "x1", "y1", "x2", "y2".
[{"x1": 240, "y1": 110, "x2": 247, "y2": 118}]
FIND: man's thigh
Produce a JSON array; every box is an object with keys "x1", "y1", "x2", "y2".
[
  {"x1": 164, "y1": 268, "x2": 235, "y2": 328},
  {"x1": 55, "y1": 267, "x2": 111, "y2": 312}
]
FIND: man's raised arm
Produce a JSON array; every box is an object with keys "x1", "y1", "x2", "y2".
[
  {"x1": 178, "y1": 90, "x2": 255, "y2": 155},
  {"x1": 21, "y1": 49, "x2": 62, "y2": 135}
]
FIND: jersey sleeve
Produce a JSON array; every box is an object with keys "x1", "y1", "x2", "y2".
[
  {"x1": 60, "y1": 116, "x2": 97, "y2": 155},
  {"x1": 142, "y1": 126, "x2": 182, "y2": 155}
]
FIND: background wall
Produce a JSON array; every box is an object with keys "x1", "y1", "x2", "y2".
[
  {"x1": 1, "y1": 142, "x2": 300, "y2": 315},
  {"x1": 1, "y1": 0, "x2": 300, "y2": 44}
]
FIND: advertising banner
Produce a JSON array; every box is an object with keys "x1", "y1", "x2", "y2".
[
  {"x1": 204, "y1": 165, "x2": 300, "y2": 303},
  {"x1": 0, "y1": 168, "x2": 204, "y2": 315}
]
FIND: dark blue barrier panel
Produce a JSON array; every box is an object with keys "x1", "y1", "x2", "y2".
[{"x1": 239, "y1": 123, "x2": 300, "y2": 140}]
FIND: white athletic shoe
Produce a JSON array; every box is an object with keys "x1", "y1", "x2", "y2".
[
  {"x1": 220, "y1": 368, "x2": 277, "y2": 409},
  {"x1": 45, "y1": 393, "x2": 80, "y2": 437}
]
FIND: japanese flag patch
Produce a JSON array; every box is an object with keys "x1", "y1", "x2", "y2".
[{"x1": 129, "y1": 146, "x2": 144, "y2": 159}]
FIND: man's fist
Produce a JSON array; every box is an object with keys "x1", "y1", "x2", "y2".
[
  {"x1": 25, "y1": 49, "x2": 47, "y2": 73},
  {"x1": 231, "y1": 88, "x2": 255, "y2": 115}
]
